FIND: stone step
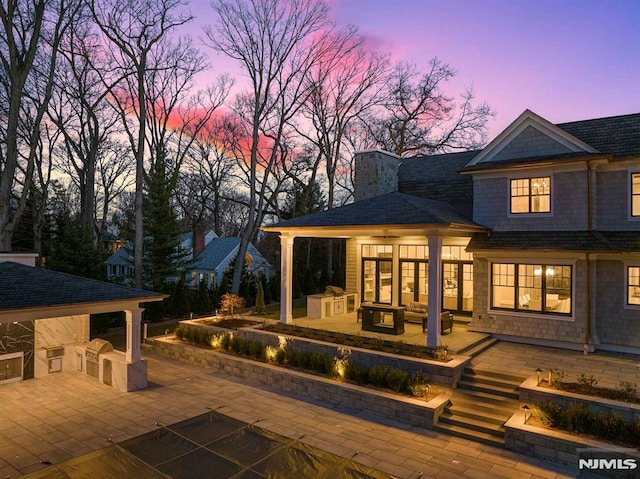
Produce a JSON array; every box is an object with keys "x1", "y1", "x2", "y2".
[
  {"x1": 433, "y1": 422, "x2": 505, "y2": 448},
  {"x1": 456, "y1": 336, "x2": 499, "y2": 357},
  {"x1": 439, "y1": 411, "x2": 505, "y2": 436},
  {"x1": 464, "y1": 367, "x2": 527, "y2": 384},
  {"x1": 450, "y1": 394, "x2": 517, "y2": 418},
  {"x1": 446, "y1": 404, "x2": 511, "y2": 426},
  {"x1": 456, "y1": 379, "x2": 520, "y2": 400},
  {"x1": 459, "y1": 372, "x2": 522, "y2": 391}
]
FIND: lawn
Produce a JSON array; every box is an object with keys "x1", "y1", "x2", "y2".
[{"x1": 255, "y1": 297, "x2": 307, "y2": 321}]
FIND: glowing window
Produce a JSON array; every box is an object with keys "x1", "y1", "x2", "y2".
[{"x1": 510, "y1": 177, "x2": 550, "y2": 214}]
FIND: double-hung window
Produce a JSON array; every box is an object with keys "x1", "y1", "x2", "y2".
[
  {"x1": 631, "y1": 173, "x2": 640, "y2": 217},
  {"x1": 491, "y1": 262, "x2": 572, "y2": 315},
  {"x1": 510, "y1": 177, "x2": 551, "y2": 214},
  {"x1": 628, "y1": 266, "x2": 640, "y2": 306}
]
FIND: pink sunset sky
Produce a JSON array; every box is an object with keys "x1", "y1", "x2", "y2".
[{"x1": 189, "y1": 0, "x2": 640, "y2": 138}]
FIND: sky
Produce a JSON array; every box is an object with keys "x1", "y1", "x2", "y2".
[{"x1": 189, "y1": 0, "x2": 640, "y2": 139}]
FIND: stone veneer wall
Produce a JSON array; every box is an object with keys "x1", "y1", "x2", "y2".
[
  {"x1": 149, "y1": 338, "x2": 450, "y2": 429},
  {"x1": 235, "y1": 327, "x2": 470, "y2": 387},
  {"x1": 469, "y1": 258, "x2": 588, "y2": 347},
  {"x1": 353, "y1": 151, "x2": 399, "y2": 202},
  {"x1": 0, "y1": 321, "x2": 35, "y2": 380}
]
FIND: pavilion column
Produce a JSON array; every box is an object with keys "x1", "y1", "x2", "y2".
[
  {"x1": 125, "y1": 308, "x2": 144, "y2": 363},
  {"x1": 427, "y1": 236, "x2": 443, "y2": 348},
  {"x1": 280, "y1": 235, "x2": 295, "y2": 324}
]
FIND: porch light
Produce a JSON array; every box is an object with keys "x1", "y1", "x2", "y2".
[
  {"x1": 522, "y1": 404, "x2": 530, "y2": 424},
  {"x1": 535, "y1": 368, "x2": 542, "y2": 386}
]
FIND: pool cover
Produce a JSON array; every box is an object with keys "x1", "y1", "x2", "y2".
[{"x1": 22, "y1": 411, "x2": 393, "y2": 479}]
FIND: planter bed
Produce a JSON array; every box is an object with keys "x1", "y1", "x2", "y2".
[
  {"x1": 148, "y1": 337, "x2": 450, "y2": 430},
  {"x1": 520, "y1": 376, "x2": 640, "y2": 423},
  {"x1": 236, "y1": 326, "x2": 470, "y2": 388},
  {"x1": 505, "y1": 411, "x2": 640, "y2": 474}
]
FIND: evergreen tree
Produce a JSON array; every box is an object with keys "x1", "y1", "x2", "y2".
[
  {"x1": 255, "y1": 272, "x2": 266, "y2": 313},
  {"x1": 143, "y1": 150, "x2": 192, "y2": 292},
  {"x1": 195, "y1": 277, "x2": 213, "y2": 314}
]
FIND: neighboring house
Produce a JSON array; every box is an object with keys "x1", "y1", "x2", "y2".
[
  {"x1": 264, "y1": 110, "x2": 640, "y2": 353},
  {"x1": 189, "y1": 237, "x2": 273, "y2": 289},
  {"x1": 105, "y1": 230, "x2": 272, "y2": 288},
  {"x1": 0, "y1": 253, "x2": 165, "y2": 391}
]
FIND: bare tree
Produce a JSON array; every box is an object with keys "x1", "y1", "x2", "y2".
[
  {"x1": 0, "y1": 0, "x2": 78, "y2": 250},
  {"x1": 362, "y1": 59, "x2": 494, "y2": 157},
  {"x1": 89, "y1": 0, "x2": 192, "y2": 288},
  {"x1": 206, "y1": 0, "x2": 331, "y2": 295}
]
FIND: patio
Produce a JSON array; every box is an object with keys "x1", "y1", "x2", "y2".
[{"x1": 292, "y1": 312, "x2": 489, "y2": 354}]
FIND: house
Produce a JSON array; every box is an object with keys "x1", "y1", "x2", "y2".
[
  {"x1": 105, "y1": 229, "x2": 272, "y2": 288},
  {"x1": 0, "y1": 252, "x2": 165, "y2": 391},
  {"x1": 263, "y1": 110, "x2": 640, "y2": 353}
]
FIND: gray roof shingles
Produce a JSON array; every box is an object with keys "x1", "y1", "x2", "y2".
[
  {"x1": 269, "y1": 191, "x2": 483, "y2": 229},
  {"x1": 467, "y1": 231, "x2": 640, "y2": 252},
  {"x1": 0, "y1": 262, "x2": 162, "y2": 311}
]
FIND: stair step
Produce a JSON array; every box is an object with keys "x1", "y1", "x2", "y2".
[
  {"x1": 456, "y1": 380, "x2": 520, "y2": 399},
  {"x1": 434, "y1": 422, "x2": 505, "y2": 447},
  {"x1": 457, "y1": 337, "x2": 499, "y2": 357},
  {"x1": 460, "y1": 373, "x2": 522, "y2": 390},
  {"x1": 464, "y1": 367, "x2": 527, "y2": 384},
  {"x1": 439, "y1": 412, "x2": 505, "y2": 436},
  {"x1": 447, "y1": 404, "x2": 511, "y2": 425}
]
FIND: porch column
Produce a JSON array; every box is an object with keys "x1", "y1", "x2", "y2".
[
  {"x1": 280, "y1": 234, "x2": 295, "y2": 324},
  {"x1": 427, "y1": 236, "x2": 443, "y2": 348},
  {"x1": 125, "y1": 308, "x2": 144, "y2": 363}
]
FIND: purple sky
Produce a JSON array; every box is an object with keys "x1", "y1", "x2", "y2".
[{"x1": 191, "y1": 0, "x2": 640, "y2": 139}]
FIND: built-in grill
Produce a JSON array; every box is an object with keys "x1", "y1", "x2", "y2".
[{"x1": 85, "y1": 338, "x2": 113, "y2": 379}]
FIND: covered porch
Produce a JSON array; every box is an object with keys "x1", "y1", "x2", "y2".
[
  {"x1": 262, "y1": 192, "x2": 487, "y2": 349},
  {"x1": 291, "y1": 310, "x2": 490, "y2": 355}
]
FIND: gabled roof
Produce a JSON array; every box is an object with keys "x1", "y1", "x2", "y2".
[
  {"x1": 467, "y1": 231, "x2": 640, "y2": 252},
  {"x1": 264, "y1": 191, "x2": 484, "y2": 230},
  {"x1": 193, "y1": 237, "x2": 241, "y2": 271},
  {"x1": 465, "y1": 109, "x2": 599, "y2": 168},
  {"x1": 0, "y1": 262, "x2": 164, "y2": 311}
]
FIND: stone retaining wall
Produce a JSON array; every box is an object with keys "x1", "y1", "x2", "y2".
[
  {"x1": 505, "y1": 411, "x2": 639, "y2": 477},
  {"x1": 148, "y1": 337, "x2": 450, "y2": 429},
  {"x1": 235, "y1": 327, "x2": 470, "y2": 388},
  {"x1": 520, "y1": 377, "x2": 640, "y2": 422}
]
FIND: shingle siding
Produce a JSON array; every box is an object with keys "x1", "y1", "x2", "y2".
[
  {"x1": 594, "y1": 260, "x2": 640, "y2": 348},
  {"x1": 473, "y1": 171, "x2": 588, "y2": 231},
  {"x1": 469, "y1": 258, "x2": 588, "y2": 345},
  {"x1": 596, "y1": 170, "x2": 638, "y2": 230},
  {"x1": 491, "y1": 125, "x2": 574, "y2": 162},
  {"x1": 345, "y1": 239, "x2": 357, "y2": 293}
]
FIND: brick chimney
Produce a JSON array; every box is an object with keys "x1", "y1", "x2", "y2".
[
  {"x1": 192, "y1": 227, "x2": 206, "y2": 259},
  {"x1": 353, "y1": 150, "x2": 400, "y2": 202}
]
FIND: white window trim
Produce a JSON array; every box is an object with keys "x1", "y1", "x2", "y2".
[
  {"x1": 507, "y1": 174, "x2": 554, "y2": 218},
  {"x1": 624, "y1": 262, "x2": 640, "y2": 310},
  {"x1": 487, "y1": 259, "x2": 576, "y2": 321},
  {"x1": 628, "y1": 169, "x2": 640, "y2": 221}
]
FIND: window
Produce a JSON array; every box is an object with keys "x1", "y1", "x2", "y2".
[
  {"x1": 628, "y1": 266, "x2": 640, "y2": 306},
  {"x1": 631, "y1": 173, "x2": 640, "y2": 217},
  {"x1": 510, "y1": 177, "x2": 551, "y2": 214},
  {"x1": 491, "y1": 262, "x2": 572, "y2": 315}
]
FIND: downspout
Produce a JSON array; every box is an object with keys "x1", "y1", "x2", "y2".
[{"x1": 584, "y1": 161, "x2": 595, "y2": 354}]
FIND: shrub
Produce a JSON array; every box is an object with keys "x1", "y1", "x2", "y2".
[
  {"x1": 386, "y1": 369, "x2": 409, "y2": 392},
  {"x1": 368, "y1": 365, "x2": 389, "y2": 387},
  {"x1": 576, "y1": 373, "x2": 598, "y2": 387},
  {"x1": 345, "y1": 363, "x2": 369, "y2": 384},
  {"x1": 408, "y1": 371, "x2": 429, "y2": 398},
  {"x1": 617, "y1": 380, "x2": 638, "y2": 397},
  {"x1": 536, "y1": 402, "x2": 564, "y2": 428},
  {"x1": 174, "y1": 326, "x2": 185, "y2": 340},
  {"x1": 565, "y1": 403, "x2": 595, "y2": 434}
]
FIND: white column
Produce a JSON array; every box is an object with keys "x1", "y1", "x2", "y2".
[
  {"x1": 391, "y1": 243, "x2": 399, "y2": 306},
  {"x1": 125, "y1": 308, "x2": 144, "y2": 363},
  {"x1": 427, "y1": 236, "x2": 443, "y2": 348},
  {"x1": 280, "y1": 235, "x2": 295, "y2": 324}
]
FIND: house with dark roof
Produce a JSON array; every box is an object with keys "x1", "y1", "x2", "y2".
[
  {"x1": 264, "y1": 109, "x2": 640, "y2": 353},
  {"x1": 0, "y1": 253, "x2": 165, "y2": 391},
  {"x1": 105, "y1": 230, "x2": 272, "y2": 288}
]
